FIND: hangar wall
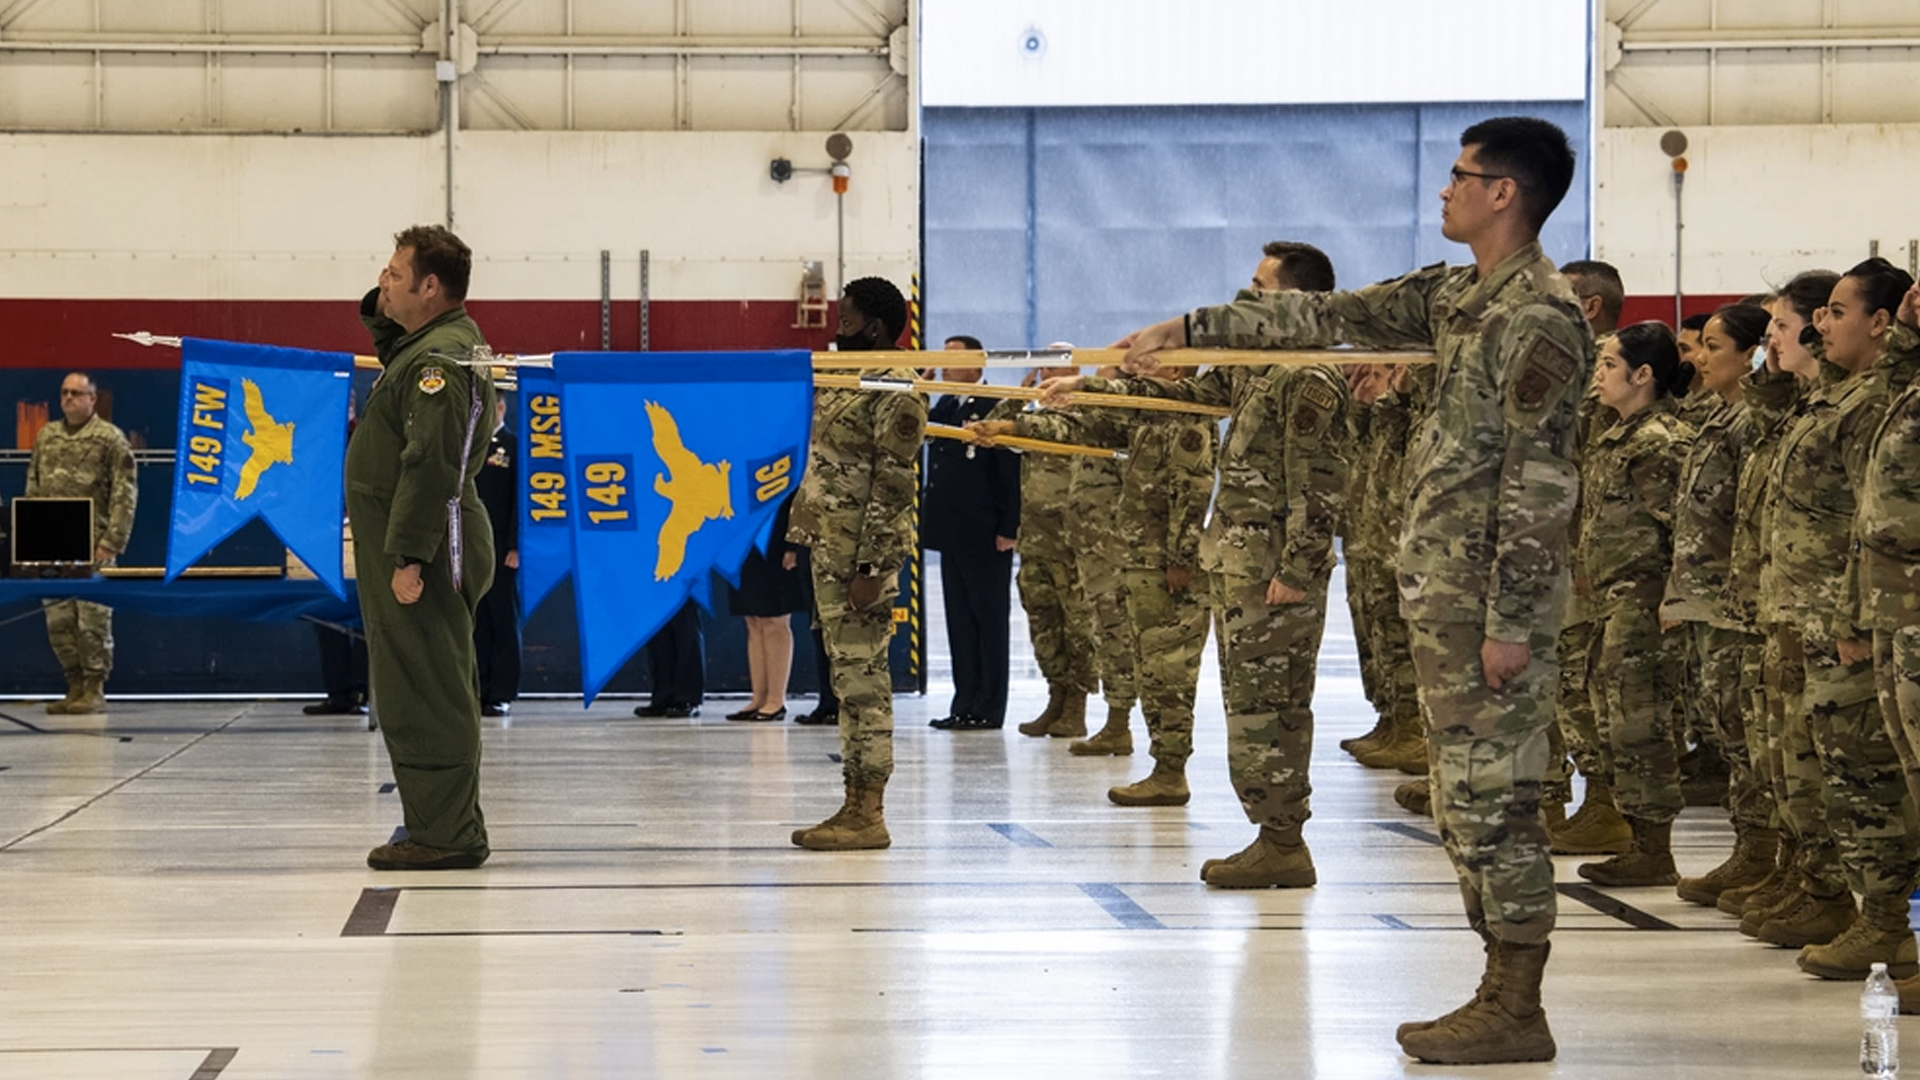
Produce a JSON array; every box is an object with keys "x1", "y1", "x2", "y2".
[{"x1": 1593, "y1": 0, "x2": 1920, "y2": 320}]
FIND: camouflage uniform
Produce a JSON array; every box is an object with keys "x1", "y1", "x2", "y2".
[
  {"x1": 27, "y1": 414, "x2": 137, "y2": 681},
  {"x1": 1010, "y1": 448, "x2": 1097, "y2": 695},
  {"x1": 1344, "y1": 402, "x2": 1384, "y2": 711},
  {"x1": 1122, "y1": 418, "x2": 1216, "y2": 769},
  {"x1": 1736, "y1": 366, "x2": 1806, "y2": 859},
  {"x1": 1764, "y1": 340, "x2": 1920, "y2": 904},
  {"x1": 1068, "y1": 453, "x2": 1136, "y2": 713},
  {"x1": 1174, "y1": 243, "x2": 1586, "y2": 944},
  {"x1": 1085, "y1": 361, "x2": 1350, "y2": 831},
  {"x1": 787, "y1": 369, "x2": 927, "y2": 784},
  {"x1": 1854, "y1": 324, "x2": 1920, "y2": 810},
  {"x1": 1549, "y1": 392, "x2": 1608, "y2": 804},
  {"x1": 1661, "y1": 395, "x2": 1768, "y2": 832},
  {"x1": 1359, "y1": 375, "x2": 1428, "y2": 745},
  {"x1": 1574, "y1": 399, "x2": 1691, "y2": 824},
  {"x1": 1017, "y1": 405, "x2": 1215, "y2": 766},
  {"x1": 1668, "y1": 394, "x2": 1726, "y2": 757}
]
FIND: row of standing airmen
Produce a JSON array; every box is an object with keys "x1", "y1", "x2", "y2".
[
  {"x1": 973, "y1": 250, "x2": 1920, "y2": 1014},
  {"x1": 797, "y1": 103, "x2": 1597, "y2": 1070}
]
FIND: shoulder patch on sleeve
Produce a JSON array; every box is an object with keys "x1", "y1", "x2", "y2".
[
  {"x1": 893, "y1": 413, "x2": 920, "y2": 442},
  {"x1": 418, "y1": 366, "x2": 447, "y2": 395},
  {"x1": 1179, "y1": 427, "x2": 1204, "y2": 453},
  {"x1": 1512, "y1": 337, "x2": 1578, "y2": 411}
]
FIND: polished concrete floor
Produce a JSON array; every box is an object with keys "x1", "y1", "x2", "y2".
[{"x1": 0, "y1": 568, "x2": 1894, "y2": 1078}]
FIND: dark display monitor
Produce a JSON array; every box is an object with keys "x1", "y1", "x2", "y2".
[{"x1": 11, "y1": 498, "x2": 95, "y2": 566}]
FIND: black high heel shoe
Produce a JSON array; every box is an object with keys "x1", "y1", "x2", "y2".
[{"x1": 751, "y1": 707, "x2": 788, "y2": 722}]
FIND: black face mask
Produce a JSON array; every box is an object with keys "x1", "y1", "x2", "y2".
[{"x1": 835, "y1": 318, "x2": 881, "y2": 353}]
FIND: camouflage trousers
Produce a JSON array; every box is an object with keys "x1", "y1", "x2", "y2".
[
  {"x1": 1874, "y1": 626, "x2": 1920, "y2": 812},
  {"x1": 1681, "y1": 623, "x2": 1768, "y2": 831},
  {"x1": 1409, "y1": 620, "x2": 1557, "y2": 946},
  {"x1": 1365, "y1": 564, "x2": 1419, "y2": 732},
  {"x1": 1802, "y1": 622, "x2": 1919, "y2": 901},
  {"x1": 1673, "y1": 628, "x2": 1723, "y2": 756},
  {"x1": 1123, "y1": 567, "x2": 1209, "y2": 770},
  {"x1": 1212, "y1": 571, "x2": 1325, "y2": 831},
  {"x1": 1738, "y1": 634, "x2": 1777, "y2": 826},
  {"x1": 813, "y1": 564, "x2": 898, "y2": 784},
  {"x1": 1574, "y1": 606, "x2": 1684, "y2": 824},
  {"x1": 1078, "y1": 542, "x2": 1136, "y2": 711},
  {"x1": 1345, "y1": 551, "x2": 1384, "y2": 711},
  {"x1": 1545, "y1": 618, "x2": 1602, "y2": 806},
  {"x1": 1763, "y1": 622, "x2": 1844, "y2": 896},
  {"x1": 1015, "y1": 529, "x2": 1096, "y2": 693},
  {"x1": 43, "y1": 599, "x2": 113, "y2": 678}
]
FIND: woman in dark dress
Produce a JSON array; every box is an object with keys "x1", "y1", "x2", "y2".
[{"x1": 727, "y1": 495, "x2": 809, "y2": 721}]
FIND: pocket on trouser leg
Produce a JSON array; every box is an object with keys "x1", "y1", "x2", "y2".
[{"x1": 1432, "y1": 727, "x2": 1556, "y2": 937}]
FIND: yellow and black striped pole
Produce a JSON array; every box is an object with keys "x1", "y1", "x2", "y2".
[{"x1": 905, "y1": 272, "x2": 926, "y2": 694}]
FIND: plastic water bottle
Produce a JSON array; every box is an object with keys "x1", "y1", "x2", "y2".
[{"x1": 1863, "y1": 961, "x2": 1900, "y2": 1078}]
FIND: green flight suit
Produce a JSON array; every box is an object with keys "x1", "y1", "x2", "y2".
[{"x1": 345, "y1": 290, "x2": 497, "y2": 855}]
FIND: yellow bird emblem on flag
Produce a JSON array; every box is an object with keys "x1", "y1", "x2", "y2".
[
  {"x1": 235, "y1": 378, "x2": 295, "y2": 500},
  {"x1": 646, "y1": 401, "x2": 732, "y2": 581}
]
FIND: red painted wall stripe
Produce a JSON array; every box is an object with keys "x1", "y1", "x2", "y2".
[
  {"x1": 0, "y1": 298, "x2": 836, "y2": 370},
  {"x1": 1619, "y1": 293, "x2": 1752, "y2": 329}
]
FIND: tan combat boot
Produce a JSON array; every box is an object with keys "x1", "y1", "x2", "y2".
[
  {"x1": 1577, "y1": 817, "x2": 1679, "y2": 887},
  {"x1": 44, "y1": 670, "x2": 84, "y2": 715},
  {"x1": 1394, "y1": 779, "x2": 1432, "y2": 817},
  {"x1": 1017, "y1": 685, "x2": 1065, "y2": 737},
  {"x1": 1740, "y1": 875, "x2": 1812, "y2": 937},
  {"x1": 1354, "y1": 714, "x2": 1422, "y2": 771},
  {"x1": 1069, "y1": 706, "x2": 1133, "y2": 756},
  {"x1": 1721, "y1": 835, "x2": 1797, "y2": 916},
  {"x1": 1757, "y1": 888, "x2": 1857, "y2": 948},
  {"x1": 795, "y1": 777, "x2": 890, "y2": 851},
  {"x1": 1370, "y1": 716, "x2": 1430, "y2": 776},
  {"x1": 1396, "y1": 933, "x2": 1496, "y2": 1041},
  {"x1": 1677, "y1": 825, "x2": 1779, "y2": 905},
  {"x1": 65, "y1": 676, "x2": 107, "y2": 716},
  {"x1": 1547, "y1": 779, "x2": 1631, "y2": 855},
  {"x1": 1398, "y1": 941, "x2": 1555, "y2": 1065},
  {"x1": 1108, "y1": 761, "x2": 1189, "y2": 806},
  {"x1": 1896, "y1": 974, "x2": 1920, "y2": 1015},
  {"x1": 1201, "y1": 824, "x2": 1317, "y2": 888},
  {"x1": 1797, "y1": 895, "x2": 1919, "y2": 980},
  {"x1": 1045, "y1": 692, "x2": 1089, "y2": 739},
  {"x1": 791, "y1": 778, "x2": 856, "y2": 847},
  {"x1": 1340, "y1": 712, "x2": 1394, "y2": 757}
]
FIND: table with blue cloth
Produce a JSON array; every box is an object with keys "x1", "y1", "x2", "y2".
[{"x1": 0, "y1": 576, "x2": 360, "y2": 630}]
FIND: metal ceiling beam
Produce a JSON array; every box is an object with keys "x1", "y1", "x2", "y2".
[
  {"x1": 1621, "y1": 26, "x2": 1920, "y2": 51},
  {"x1": 0, "y1": 31, "x2": 420, "y2": 54},
  {"x1": 0, "y1": 30, "x2": 889, "y2": 58},
  {"x1": 480, "y1": 35, "x2": 887, "y2": 57}
]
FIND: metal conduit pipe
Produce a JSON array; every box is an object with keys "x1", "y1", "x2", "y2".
[
  {"x1": 1621, "y1": 26, "x2": 1920, "y2": 51},
  {"x1": 0, "y1": 32, "x2": 888, "y2": 57}
]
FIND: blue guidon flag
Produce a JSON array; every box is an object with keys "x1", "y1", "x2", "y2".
[
  {"x1": 516, "y1": 363, "x2": 571, "y2": 619},
  {"x1": 166, "y1": 338, "x2": 354, "y2": 596},
  {"x1": 552, "y1": 350, "x2": 813, "y2": 704}
]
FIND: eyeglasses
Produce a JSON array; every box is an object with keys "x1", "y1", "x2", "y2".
[{"x1": 1450, "y1": 166, "x2": 1516, "y2": 187}]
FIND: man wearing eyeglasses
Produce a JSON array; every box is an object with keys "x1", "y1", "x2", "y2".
[
  {"x1": 28, "y1": 371, "x2": 137, "y2": 715},
  {"x1": 1102, "y1": 118, "x2": 1589, "y2": 1066}
]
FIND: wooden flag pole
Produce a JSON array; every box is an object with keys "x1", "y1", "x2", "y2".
[
  {"x1": 812, "y1": 373, "x2": 1230, "y2": 419},
  {"x1": 811, "y1": 346, "x2": 1435, "y2": 371},
  {"x1": 114, "y1": 334, "x2": 1428, "y2": 384},
  {"x1": 925, "y1": 423, "x2": 1121, "y2": 460}
]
